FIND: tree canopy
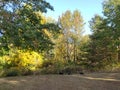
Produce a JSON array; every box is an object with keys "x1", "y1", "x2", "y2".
[{"x1": 0, "y1": 0, "x2": 59, "y2": 52}]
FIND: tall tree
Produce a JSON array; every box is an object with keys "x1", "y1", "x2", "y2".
[
  {"x1": 89, "y1": 15, "x2": 113, "y2": 68},
  {"x1": 88, "y1": 0, "x2": 120, "y2": 69},
  {"x1": 57, "y1": 10, "x2": 84, "y2": 62},
  {"x1": 58, "y1": 10, "x2": 72, "y2": 61},
  {"x1": 72, "y1": 10, "x2": 84, "y2": 62},
  {"x1": 0, "y1": 0, "x2": 59, "y2": 53},
  {"x1": 103, "y1": 0, "x2": 120, "y2": 61}
]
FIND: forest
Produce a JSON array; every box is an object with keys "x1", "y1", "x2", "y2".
[{"x1": 0, "y1": 0, "x2": 120, "y2": 77}]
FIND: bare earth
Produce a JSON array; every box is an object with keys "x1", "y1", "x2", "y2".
[{"x1": 0, "y1": 73, "x2": 120, "y2": 90}]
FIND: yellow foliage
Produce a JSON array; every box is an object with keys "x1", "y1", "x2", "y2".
[
  {"x1": 23, "y1": 3, "x2": 32, "y2": 9},
  {"x1": 44, "y1": 29, "x2": 52, "y2": 37},
  {"x1": 2, "y1": 49, "x2": 43, "y2": 72},
  {"x1": 34, "y1": 11, "x2": 47, "y2": 24}
]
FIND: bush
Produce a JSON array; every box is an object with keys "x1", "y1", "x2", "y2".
[
  {"x1": 0, "y1": 57, "x2": 5, "y2": 71},
  {"x1": 42, "y1": 60, "x2": 54, "y2": 68},
  {"x1": 41, "y1": 60, "x2": 65, "y2": 74},
  {"x1": 2, "y1": 67, "x2": 21, "y2": 77},
  {"x1": 59, "y1": 65, "x2": 84, "y2": 74},
  {"x1": 41, "y1": 59, "x2": 85, "y2": 74},
  {"x1": 0, "y1": 49, "x2": 44, "y2": 76}
]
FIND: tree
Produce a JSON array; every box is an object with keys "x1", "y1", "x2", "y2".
[
  {"x1": 78, "y1": 35, "x2": 90, "y2": 65},
  {"x1": 89, "y1": 15, "x2": 114, "y2": 69},
  {"x1": 58, "y1": 10, "x2": 72, "y2": 61},
  {"x1": 88, "y1": 0, "x2": 120, "y2": 70},
  {"x1": 0, "y1": 0, "x2": 59, "y2": 53},
  {"x1": 103, "y1": 0, "x2": 120, "y2": 61},
  {"x1": 71, "y1": 10, "x2": 84, "y2": 62},
  {"x1": 56, "y1": 10, "x2": 84, "y2": 62}
]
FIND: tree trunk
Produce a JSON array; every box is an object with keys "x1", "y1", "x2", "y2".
[
  {"x1": 118, "y1": 50, "x2": 120, "y2": 61},
  {"x1": 73, "y1": 42, "x2": 76, "y2": 62},
  {"x1": 66, "y1": 40, "x2": 69, "y2": 61}
]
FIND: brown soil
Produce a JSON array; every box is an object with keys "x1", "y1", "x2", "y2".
[{"x1": 0, "y1": 73, "x2": 120, "y2": 90}]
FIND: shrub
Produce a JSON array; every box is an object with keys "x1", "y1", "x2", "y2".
[
  {"x1": 41, "y1": 60, "x2": 65, "y2": 74},
  {"x1": 2, "y1": 67, "x2": 21, "y2": 77},
  {"x1": 0, "y1": 57, "x2": 5, "y2": 70},
  {"x1": 1, "y1": 49, "x2": 44, "y2": 76},
  {"x1": 59, "y1": 65, "x2": 84, "y2": 74},
  {"x1": 42, "y1": 60, "x2": 54, "y2": 68}
]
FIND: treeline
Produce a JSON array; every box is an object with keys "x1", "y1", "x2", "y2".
[
  {"x1": 88, "y1": 0, "x2": 120, "y2": 70},
  {"x1": 0, "y1": 0, "x2": 120, "y2": 77}
]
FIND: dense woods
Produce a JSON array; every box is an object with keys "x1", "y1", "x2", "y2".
[{"x1": 0, "y1": 0, "x2": 120, "y2": 77}]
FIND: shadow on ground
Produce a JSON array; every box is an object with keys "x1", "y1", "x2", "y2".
[{"x1": 0, "y1": 73, "x2": 120, "y2": 90}]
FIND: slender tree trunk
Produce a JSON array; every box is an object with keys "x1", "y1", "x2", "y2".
[
  {"x1": 73, "y1": 42, "x2": 76, "y2": 62},
  {"x1": 118, "y1": 50, "x2": 120, "y2": 61},
  {"x1": 116, "y1": 46, "x2": 120, "y2": 61},
  {"x1": 66, "y1": 39, "x2": 69, "y2": 61}
]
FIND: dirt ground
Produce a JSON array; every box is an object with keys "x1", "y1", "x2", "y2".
[{"x1": 0, "y1": 73, "x2": 120, "y2": 90}]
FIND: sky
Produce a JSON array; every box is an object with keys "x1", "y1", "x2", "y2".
[{"x1": 45, "y1": 0, "x2": 104, "y2": 35}]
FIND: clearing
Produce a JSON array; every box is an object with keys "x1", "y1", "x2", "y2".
[{"x1": 0, "y1": 73, "x2": 120, "y2": 90}]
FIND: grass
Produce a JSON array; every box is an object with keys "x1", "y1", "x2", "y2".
[{"x1": 0, "y1": 73, "x2": 120, "y2": 90}]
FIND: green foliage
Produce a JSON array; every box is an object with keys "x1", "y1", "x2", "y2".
[
  {"x1": 2, "y1": 68, "x2": 21, "y2": 77},
  {"x1": 41, "y1": 59, "x2": 84, "y2": 74},
  {"x1": 0, "y1": 0, "x2": 54, "y2": 13},
  {"x1": 87, "y1": 0, "x2": 120, "y2": 71},
  {"x1": 0, "y1": 0, "x2": 60, "y2": 52}
]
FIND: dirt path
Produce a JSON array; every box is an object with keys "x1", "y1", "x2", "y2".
[{"x1": 0, "y1": 73, "x2": 120, "y2": 90}]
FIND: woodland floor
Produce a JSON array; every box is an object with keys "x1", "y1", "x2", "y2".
[{"x1": 0, "y1": 73, "x2": 120, "y2": 90}]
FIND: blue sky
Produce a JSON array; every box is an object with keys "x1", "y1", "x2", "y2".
[{"x1": 46, "y1": 0, "x2": 104, "y2": 34}]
